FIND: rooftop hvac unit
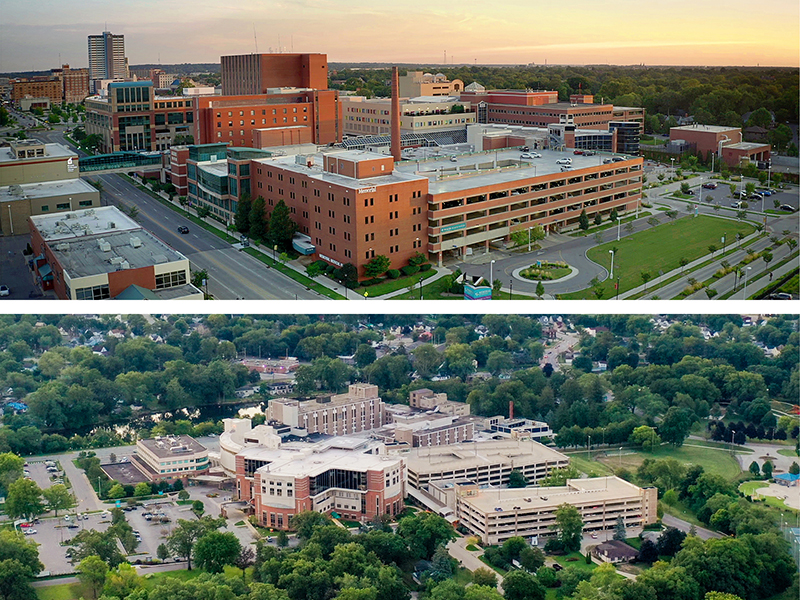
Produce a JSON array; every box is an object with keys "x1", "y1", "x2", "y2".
[
  {"x1": 120, "y1": 261, "x2": 130, "y2": 270},
  {"x1": 100, "y1": 242, "x2": 111, "y2": 252},
  {"x1": 110, "y1": 256, "x2": 125, "y2": 265},
  {"x1": 56, "y1": 243, "x2": 70, "y2": 252},
  {"x1": 130, "y1": 237, "x2": 142, "y2": 248},
  {"x1": 66, "y1": 212, "x2": 76, "y2": 219},
  {"x1": 84, "y1": 209, "x2": 95, "y2": 216},
  {"x1": 108, "y1": 222, "x2": 116, "y2": 229}
]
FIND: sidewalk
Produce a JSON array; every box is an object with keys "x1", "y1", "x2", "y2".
[{"x1": 379, "y1": 265, "x2": 455, "y2": 299}]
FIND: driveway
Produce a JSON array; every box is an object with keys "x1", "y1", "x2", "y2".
[{"x1": 661, "y1": 514, "x2": 722, "y2": 540}]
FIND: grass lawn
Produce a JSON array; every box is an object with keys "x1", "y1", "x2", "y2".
[
  {"x1": 521, "y1": 266, "x2": 572, "y2": 281},
  {"x1": 466, "y1": 544, "x2": 480, "y2": 551},
  {"x1": 595, "y1": 443, "x2": 743, "y2": 481},
  {"x1": 562, "y1": 452, "x2": 616, "y2": 477},
  {"x1": 551, "y1": 552, "x2": 596, "y2": 573},
  {"x1": 36, "y1": 582, "x2": 94, "y2": 600},
  {"x1": 242, "y1": 248, "x2": 343, "y2": 299},
  {"x1": 559, "y1": 215, "x2": 755, "y2": 299},
  {"x1": 777, "y1": 448, "x2": 799, "y2": 458},
  {"x1": 478, "y1": 555, "x2": 508, "y2": 575},
  {"x1": 392, "y1": 274, "x2": 459, "y2": 300},
  {"x1": 624, "y1": 537, "x2": 642, "y2": 550},
  {"x1": 738, "y1": 480, "x2": 769, "y2": 496},
  {"x1": 453, "y1": 567, "x2": 474, "y2": 586},
  {"x1": 354, "y1": 269, "x2": 436, "y2": 297}
]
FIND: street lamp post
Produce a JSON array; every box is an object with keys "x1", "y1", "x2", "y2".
[
  {"x1": 588, "y1": 435, "x2": 591, "y2": 460},
  {"x1": 609, "y1": 249, "x2": 615, "y2": 279},
  {"x1": 670, "y1": 157, "x2": 675, "y2": 178},
  {"x1": 528, "y1": 226, "x2": 533, "y2": 252},
  {"x1": 489, "y1": 259, "x2": 496, "y2": 288},
  {"x1": 743, "y1": 266, "x2": 752, "y2": 298},
  {"x1": 509, "y1": 279, "x2": 513, "y2": 300},
  {"x1": 419, "y1": 278, "x2": 423, "y2": 300},
  {"x1": 730, "y1": 429, "x2": 735, "y2": 455},
  {"x1": 616, "y1": 217, "x2": 621, "y2": 241}
]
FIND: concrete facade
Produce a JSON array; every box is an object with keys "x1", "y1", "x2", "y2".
[
  {"x1": 0, "y1": 141, "x2": 99, "y2": 236},
  {"x1": 134, "y1": 435, "x2": 210, "y2": 481},
  {"x1": 342, "y1": 96, "x2": 475, "y2": 137},
  {"x1": 400, "y1": 439, "x2": 570, "y2": 490},
  {"x1": 398, "y1": 71, "x2": 464, "y2": 97},
  {"x1": 456, "y1": 476, "x2": 658, "y2": 545},
  {"x1": 88, "y1": 31, "x2": 128, "y2": 83},
  {"x1": 267, "y1": 383, "x2": 385, "y2": 435}
]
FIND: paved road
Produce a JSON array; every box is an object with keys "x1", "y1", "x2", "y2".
[
  {"x1": 28, "y1": 129, "x2": 327, "y2": 300},
  {"x1": 662, "y1": 514, "x2": 722, "y2": 540}
]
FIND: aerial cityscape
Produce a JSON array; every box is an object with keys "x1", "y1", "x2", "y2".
[
  {"x1": 0, "y1": 312, "x2": 798, "y2": 600},
  {"x1": 0, "y1": 4, "x2": 798, "y2": 598},
  {"x1": 0, "y1": 18, "x2": 797, "y2": 300}
]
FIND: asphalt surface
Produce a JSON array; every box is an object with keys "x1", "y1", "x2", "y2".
[
  {"x1": 25, "y1": 129, "x2": 325, "y2": 300},
  {"x1": 455, "y1": 174, "x2": 798, "y2": 298}
]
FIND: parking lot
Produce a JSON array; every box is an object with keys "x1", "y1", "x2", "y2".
[
  {"x1": 24, "y1": 460, "x2": 62, "y2": 491},
  {"x1": 123, "y1": 499, "x2": 197, "y2": 560},
  {"x1": 0, "y1": 234, "x2": 44, "y2": 299},
  {"x1": 687, "y1": 183, "x2": 798, "y2": 211},
  {"x1": 25, "y1": 512, "x2": 113, "y2": 575}
]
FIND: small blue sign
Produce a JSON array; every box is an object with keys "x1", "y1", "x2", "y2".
[{"x1": 465, "y1": 283, "x2": 492, "y2": 300}]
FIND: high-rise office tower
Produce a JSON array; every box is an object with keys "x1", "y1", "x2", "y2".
[{"x1": 88, "y1": 31, "x2": 128, "y2": 81}]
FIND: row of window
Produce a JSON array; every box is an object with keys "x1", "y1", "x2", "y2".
[
  {"x1": 216, "y1": 107, "x2": 308, "y2": 117},
  {"x1": 155, "y1": 270, "x2": 188, "y2": 290}
]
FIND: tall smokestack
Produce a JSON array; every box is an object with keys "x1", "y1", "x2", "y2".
[
  {"x1": 509, "y1": 400, "x2": 514, "y2": 420},
  {"x1": 391, "y1": 67, "x2": 401, "y2": 162}
]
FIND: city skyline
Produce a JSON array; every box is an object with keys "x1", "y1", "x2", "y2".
[{"x1": 1, "y1": 0, "x2": 798, "y2": 73}]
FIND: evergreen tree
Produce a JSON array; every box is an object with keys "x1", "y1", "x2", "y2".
[
  {"x1": 268, "y1": 199, "x2": 297, "y2": 252},
  {"x1": 249, "y1": 196, "x2": 268, "y2": 242},
  {"x1": 579, "y1": 209, "x2": 590, "y2": 230},
  {"x1": 613, "y1": 515, "x2": 626, "y2": 541},
  {"x1": 593, "y1": 212, "x2": 603, "y2": 226},
  {"x1": 234, "y1": 193, "x2": 251, "y2": 234}
]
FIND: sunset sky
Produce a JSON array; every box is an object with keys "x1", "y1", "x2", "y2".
[{"x1": 2, "y1": 0, "x2": 798, "y2": 72}]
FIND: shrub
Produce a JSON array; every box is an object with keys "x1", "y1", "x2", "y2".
[
  {"x1": 312, "y1": 260, "x2": 327, "y2": 269},
  {"x1": 361, "y1": 278, "x2": 384, "y2": 287},
  {"x1": 408, "y1": 252, "x2": 427, "y2": 266},
  {"x1": 419, "y1": 262, "x2": 432, "y2": 271},
  {"x1": 324, "y1": 265, "x2": 337, "y2": 275},
  {"x1": 386, "y1": 269, "x2": 401, "y2": 279},
  {"x1": 448, "y1": 282, "x2": 464, "y2": 294},
  {"x1": 401, "y1": 265, "x2": 420, "y2": 276}
]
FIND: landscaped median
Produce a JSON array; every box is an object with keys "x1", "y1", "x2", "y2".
[{"x1": 559, "y1": 215, "x2": 756, "y2": 299}]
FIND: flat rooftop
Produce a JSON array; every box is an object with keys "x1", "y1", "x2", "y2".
[
  {"x1": 239, "y1": 444, "x2": 402, "y2": 479},
  {"x1": 393, "y1": 148, "x2": 640, "y2": 195},
  {"x1": 463, "y1": 476, "x2": 645, "y2": 512},
  {"x1": 401, "y1": 439, "x2": 568, "y2": 473},
  {"x1": 256, "y1": 153, "x2": 427, "y2": 191},
  {"x1": 47, "y1": 228, "x2": 186, "y2": 278},
  {"x1": 0, "y1": 177, "x2": 97, "y2": 202},
  {"x1": 197, "y1": 161, "x2": 228, "y2": 176},
  {"x1": 138, "y1": 435, "x2": 207, "y2": 459},
  {"x1": 0, "y1": 142, "x2": 76, "y2": 164},
  {"x1": 671, "y1": 124, "x2": 740, "y2": 133},
  {"x1": 726, "y1": 142, "x2": 769, "y2": 150},
  {"x1": 30, "y1": 206, "x2": 139, "y2": 241}
]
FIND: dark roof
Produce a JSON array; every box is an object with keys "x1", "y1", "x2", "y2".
[{"x1": 595, "y1": 540, "x2": 639, "y2": 560}]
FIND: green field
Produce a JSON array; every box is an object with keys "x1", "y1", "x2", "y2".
[
  {"x1": 594, "y1": 443, "x2": 743, "y2": 481},
  {"x1": 560, "y1": 215, "x2": 756, "y2": 299},
  {"x1": 778, "y1": 448, "x2": 799, "y2": 458},
  {"x1": 36, "y1": 581, "x2": 94, "y2": 600},
  {"x1": 550, "y1": 552, "x2": 597, "y2": 573},
  {"x1": 354, "y1": 268, "x2": 436, "y2": 297}
]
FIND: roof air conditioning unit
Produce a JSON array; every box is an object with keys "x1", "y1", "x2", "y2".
[
  {"x1": 66, "y1": 212, "x2": 76, "y2": 219},
  {"x1": 108, "y1": 222, "x2": 116, "y2": 229},
  {"x1": 100, "y1": 242, "x2": 112, "y2": 252},
  {"x1": 110, "y1": 256, "x2": 125, "y2": 265},
  {"x1": 120, "y1": 261, "x2": 130, "y2": 269},
  {"x1": 130, "y1": 237, "x2": 142, "y2": 248}
]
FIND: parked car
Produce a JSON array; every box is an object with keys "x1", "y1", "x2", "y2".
[
  {"x1": 64, "y1": 515, "x2": 70, "y2": 521},
  {"x1": 24, "y1": 529, "x2": 37, "y2": 535},
  {"x1": 556, "y1": 158, "x2": 572, "y2": 165},
  {"x1": 583, "y1": 150, "x2": 596, "y2": 156},
  {"x1": 702, "y1": 182, "x2": 718, "y2": 189},
  {"x1": 611, "y1": 156, "x2": 626, "y2": 162},
  {"x1": 520, "y1": 146, "x2": 530, "y2": 152},
  {"x1": 520, "y1": 153, "x2": 533, "y2": 159},
  {"x1": 0, "y1": 285, "x2": 9, "y2": 297},
  {"x1": 770, "y1": 292, "x2": 793, "y2": 300},
  {"x1": 530, "y1": 152, "x2": 542, "y2": 158},
  {"x1": 757, "y1": 188, "x2": 772, "y2": 196},
  {"x1": 573, "y1": 150, "x2": 584, "y2": 155},
  {"x1": 750, "y1": 193, "x2": 763, "y2": 200},
  {"x1": 686, "y1": 189, "x2": 695, "y2": 195},
  {"x1": 779, "y1": 204, "x2": 797, "y2": 212},
  {"x1": 449, "y1": 156, "x2": 458, "y2": 162}
]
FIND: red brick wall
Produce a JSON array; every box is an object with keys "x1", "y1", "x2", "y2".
[
  {"x1": 107, "y1": 266, "x2": 156, "y2": 298},
  {"x1": 254, "y1": 127, "x2": 312, "y2": 148}
]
